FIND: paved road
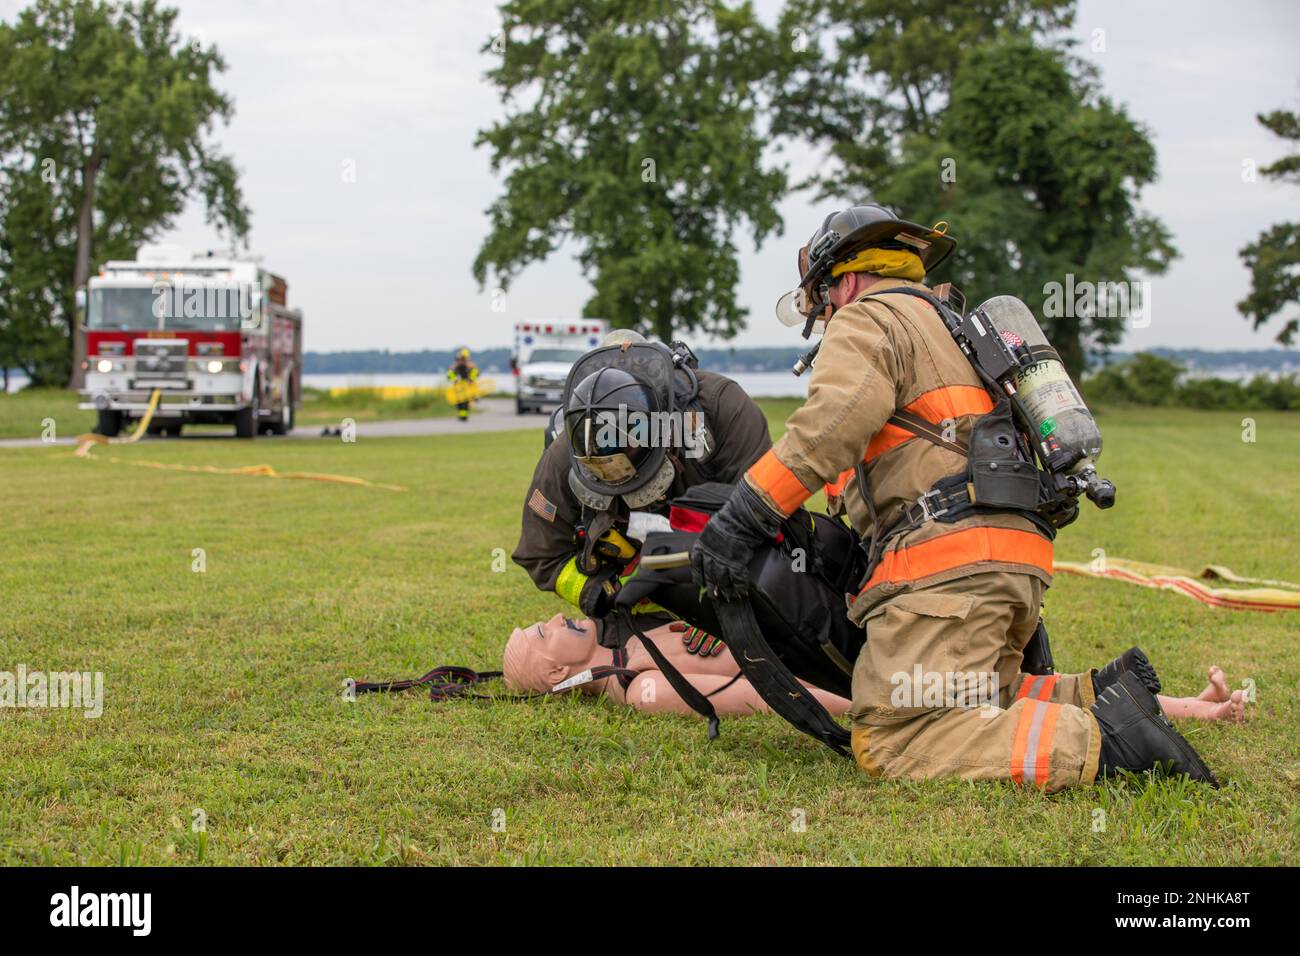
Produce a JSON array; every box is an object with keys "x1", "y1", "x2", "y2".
[
  {"x1": 302, "y1": 398, "x2": 547, "y2": 438},
  {"x1": 0, "y1": 398, "x2": 548, "y2": 448}
]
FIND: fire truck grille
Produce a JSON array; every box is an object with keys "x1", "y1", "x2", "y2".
[{"x1": 133, "y1": 341, "x2": 189, "y2": 385}]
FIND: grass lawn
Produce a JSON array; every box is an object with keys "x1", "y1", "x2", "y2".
[
  {"x1": 0, "y1": 388, "x2": 97, "y2": 440},
  {"x1": 0, "y1": 404, "x2": 1297, "y2": 865},
  {"x1": 294, "y1": 386, "x2": 461, "y2": 426}
]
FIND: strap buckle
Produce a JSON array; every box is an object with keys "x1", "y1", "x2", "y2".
[{"x1": 916, "y1": 489, "x2": 948, "y2": 523}]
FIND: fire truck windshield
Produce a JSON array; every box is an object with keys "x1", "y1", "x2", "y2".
[{"x1": 88, "y1": 286, "x2": 249, "y2": 332}]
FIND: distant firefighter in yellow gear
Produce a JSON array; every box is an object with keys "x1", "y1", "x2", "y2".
[{"x1": 447, "y1": 347, "x2": 479, "y2": 421}]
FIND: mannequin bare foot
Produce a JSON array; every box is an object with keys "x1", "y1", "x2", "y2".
[
  {"x1": 1197, "y1": 666, "x2": 1232, "y2": 703},
  {"x1": 1159, "y1": 688, "x2": 1246, "y2": 723}
]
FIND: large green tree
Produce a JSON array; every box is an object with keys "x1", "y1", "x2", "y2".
[
  {"x1": 771, "y1": 0, "x2": 1075, "y2": 195},
  {"x1": 768, "y1": 2, "x2": 1172, "y2": 373},
  {"x1": 473, "y1": 0, "x2": 786, "y2": 343},
  {"x1": 871, "y1": 38, "x2": 1176, "y2": 372},
  {"x1": 0, "y1": 0, "x2": 248, "y2": 386},
  {"x1": 1237, "y1": 107, "x2": 1300, "y2": 345}
]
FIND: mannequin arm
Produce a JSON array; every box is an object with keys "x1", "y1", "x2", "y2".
[{"x1": 627, "y1": 671, "x2": 850, "y2": 717}]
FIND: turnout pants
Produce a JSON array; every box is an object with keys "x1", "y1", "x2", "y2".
[{"x1": 848, "y1": 571, "x2": 1102, "y2": 792}]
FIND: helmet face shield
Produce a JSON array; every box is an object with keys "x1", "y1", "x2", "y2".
[
  {"x1": 575, "y1": 452, "x2": 639, "y2": 485},
  {"x1": 561, "y1": 346, "x2": 676, "y2": 498},
  {"x1": 778, "y1": 238, "x2": 831, "y2": 335},
  {"x1": 775, "y1": 288, "x2": 808, "y2": 327}
]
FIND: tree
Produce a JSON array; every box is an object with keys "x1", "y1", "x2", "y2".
[
  {"x1": 867, "y1": 38, "x2": 1175, "y2": 373},
  {"x1": 1238, "y1": 107, "x2": 1300, "y2": 345},
  {"x1": 767, "y1": 3, "x2": 1172, "y2": 373},
  {"x1": 0, "y1": 0, "x2": 249, "y2": 386},
  {"x1": 473, "y1": 0, "x2": 786, "y2": 343},
  {"x1": 771, "y1": 0, "x2": 1075, "y2": 196}
]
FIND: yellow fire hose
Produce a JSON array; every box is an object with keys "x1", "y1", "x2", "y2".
[
  {"x1": 74, "y1": 387, "x2": 163, "y2": 453},
  {"x1": 637, "y1": 552, "x2": 1298, "y2": 612},
  {"x1": 72, "y1": 388, "x2": 406, "y2": 492},
  {"x1": 1054, "y1": 558, "x2": 1300, "y2": 612}
]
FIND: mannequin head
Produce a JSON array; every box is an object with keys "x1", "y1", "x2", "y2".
[{"x1": 502, "y1": 612, "x2": 600, "y2": 693}]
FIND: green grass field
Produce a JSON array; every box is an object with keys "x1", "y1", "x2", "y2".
[{"x1": 1, "y1": 402, "x2": 1297, "y2": 865}]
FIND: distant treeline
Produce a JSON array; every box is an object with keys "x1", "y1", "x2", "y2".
[
  {"x1": 302, "y1": 346, "x2": 1300, "y2": 376},
  {"x1": 302, "y1": 346, "x2": 806, "y2": 374},
  {"x1": 1083, "y1": 354, "x2": 1300, "y2": 410}
]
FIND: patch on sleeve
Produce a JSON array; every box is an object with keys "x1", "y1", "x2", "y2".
[{"x1": 528, "y1": 488, "x2": 558, "y2": 522}]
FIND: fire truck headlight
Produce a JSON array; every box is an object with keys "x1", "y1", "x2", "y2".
[
  {"x1": 97, "y1": 359, "x2": 114, "y2": 373},
  {"x1": 206, "y1": 359, "x2": 224, "y2": 374}
]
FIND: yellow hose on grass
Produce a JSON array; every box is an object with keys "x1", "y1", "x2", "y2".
[
  {"x1": 74, "y1": 388, "x2": 163, "y2": 455},
  {"x1": 1054, "y1": 558, "x2": 1300, "y2": 612},
  {"x1": 72, "y1": 389, "x2": 405, "y2": 491}
]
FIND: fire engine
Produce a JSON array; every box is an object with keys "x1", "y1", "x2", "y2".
[
  {"x1": 512, "y1": 320, "x2": 607, "y2": 415},
  {"x1": 78, "y1": 245, "x2": 302, "y2": 439}
]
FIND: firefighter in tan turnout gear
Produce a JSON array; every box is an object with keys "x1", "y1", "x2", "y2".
[{"x1": 691, "y1": 204, "x2": 1218, "y2": 790}]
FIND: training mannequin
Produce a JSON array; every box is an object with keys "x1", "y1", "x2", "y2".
[
  {"x1": 503, "y1": 613, "x2": 851, "y2": 716},
  {"x1": 502, "y1": 613, "x2": 1247, "y2": 725}
]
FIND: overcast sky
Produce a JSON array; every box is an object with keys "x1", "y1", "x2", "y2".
[{"x1": 4, "y1": 0, "x2": 1297, "y2": 353}]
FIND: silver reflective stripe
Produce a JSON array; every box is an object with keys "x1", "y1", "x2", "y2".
[{"x1": 1021, "y1": 699, "x2": 1050, "y2": 781}]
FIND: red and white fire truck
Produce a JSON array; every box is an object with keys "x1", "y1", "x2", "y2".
[{"x1": 78, "y1": 245, "x2": 303, "y2": 439}]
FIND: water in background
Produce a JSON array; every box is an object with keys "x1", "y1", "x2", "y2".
[
  {"x1": 300, "y1": 371, "x2": 811, "y2": 398},
  {"x1": 10, "y1": 365, "x2": 1288, "y2": 397}
]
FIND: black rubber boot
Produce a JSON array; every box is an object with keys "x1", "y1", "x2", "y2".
[
  {"x1": 1093, "y1": 646, "x2": 1161, "y2": 697},
  {"x1": 1092, "y1": 671, "x2": 1219, "y2": 787}
]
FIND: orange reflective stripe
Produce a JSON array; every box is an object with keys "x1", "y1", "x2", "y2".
[
  {"x1": 824, "y1": 467, "x2": 854, "y2": 499},
  {"x1": 1034, "y1": 673, "x2": 1060, "y2": 701},
  {"x1": 1015, "y1": 675, "x2": 1040, "y2": 701},
  {"x1": 1015, "y1": 673, "x2": 1060, "y2": 702},
  {"x1": 1010, "y1": 700, "x2": 1037, "y2": 785},
  {"x1": 864, "y1": 385, "x2": 993, "y2": 463},
  {"x1": 747, "y1": 449, "x2": 811, "y2": 515},
  {"x1": 1010, "y1": 699, "x2": 1062, "y2": 788},
  {"x1": 860, "y1": 526, "x2": 1053, "y2": 594},
  {"x1": 908, "y1": 384, "x2": 993, "y2": 425},
  {"x1": 864, "y1": 422, "x2": 914, "y2": 461}
]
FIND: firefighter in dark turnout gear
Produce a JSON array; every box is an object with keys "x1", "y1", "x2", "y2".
[{"x1": 513, "y1": 336, "x2": 771, "y2": 648}]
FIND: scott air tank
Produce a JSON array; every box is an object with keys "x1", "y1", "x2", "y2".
[{"x1": 972, "y1": 295, "x2": 1104, "y2": 482}]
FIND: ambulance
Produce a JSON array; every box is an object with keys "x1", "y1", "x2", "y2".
[{"x1": 511, "y1": 320, "x2": 607, "y2": 415}]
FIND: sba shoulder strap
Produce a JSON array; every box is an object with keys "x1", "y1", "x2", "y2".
[
  {"x1": 860, "y1": 285, "x2": 984, "y2": 456},
  {"x1": 713, "y1": 601, "x2": 851, "y2": 757},
  {"x1": 618, "y1": 607, "x2": 720, "y2": 739}
]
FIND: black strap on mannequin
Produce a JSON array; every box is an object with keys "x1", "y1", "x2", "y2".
[
  {"x1": 618, "y1": 607, "x2": 720, "y2": 739},
  {"x1": 352, "y1": 666, "x2": 505, "y2": 702},
  {"x1": 713, "y1": 601, "x2": 851, "y2": 757}
]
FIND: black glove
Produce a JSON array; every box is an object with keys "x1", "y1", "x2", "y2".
[
  {"x1": 690, "y1": 481, "x2": 782, "y2": 601},
  {"x1": 579, "y1": 565, "x2": 622, "y2": 618}
]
